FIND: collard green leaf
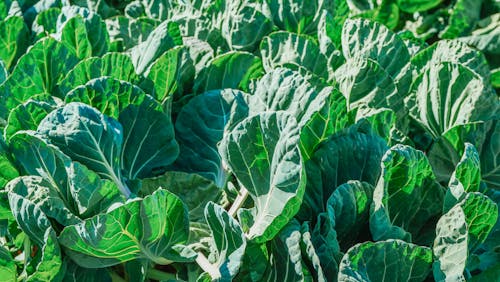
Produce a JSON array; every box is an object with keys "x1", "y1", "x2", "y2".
[
  {"x1": 56, "y1": 5, "x2": 110, "y2": 56},
  {"x1": 4, "y1": 98, "x2": 57, "y2": 141},
  {"x1": 193, "y1": 51, "x2": 264, "y2": 94},
  {"x1": 0, "y1": 135, "x2": 19, "y2": 188},
  {"x1": 220, "y1": 112, "x2": 305, "y2": 243},
  {"x1": 458, "y1": 14, "x2": 500, "y2": 59},
  {"x1": 60, "y1": 16, "x2": 93, "y2": 60},
  {"x1": 37, "y1": 102, "x2": 130, "y2": 197},
  {"x1": 326, "y1": 181, "x2": 374, "y2": 249},
  {"x1": 440, "y1": 0, "x2": 483, "y2": 39},
  {"x1": 141, "y1": 171, "x2": 221, "y2": 222},
  {"x1": 444, "y1": 143, "x2": 481, "y2": 212},
  {"x1": 1, "y1": 37, "x2": 79, "y2": 113},
  {"x1": 341, "y1": 18, "x2": 411, "y2": 94},
  {"x1": 262, "y1": 219, "x2": 305, "y2": 281},
  {"x1": 0, "y1": 16, "x2": 29, "y2": 70},
  {"x1": 335, "y1": 56, "x2": 404, "y2": 119},
  {"x1": 338, "y1": 240, "x2": 433, "y2": 282},
  {"x1": 173, "y1": 89, "x2": 247, "y2": 186},
  {"x1": 105, "y1": 16, "x2": 157, "y2": 51},
  {"x1": 65, "y1": 77, "x2": 147, "y2": 119},
  {"x1": 397, "y1": 0, "x2": 442, "y2": 12},
  {"x1": 67, "y1": 161, "x2": 125, "y2": 219},
  {"x1": 7, "y1": 184, "x2": 63, "y2": 281},
  {"x1": 7, "y1": 176, "x2": 80, "y2": 226},
  {"x1": 59, "y1": 189, "x2": 191, "y2": 267},
  {"x1": 301, "y1": 213, "x2": 341, "y2": 281},
  {"x1": 433, "y1": 192, "x2": 498, "y2": 281},
  {"x1": 9, "y1": 131, "x2": 123, "y2": 218},
  {"x1": 221, "y1": 1, "x2": 273, "y2": 51},
  {"x1": 130, "y1": 21, "x2": 182, "y2": 74},
  {"x1": 298, "y1": 124, "x2": 387, "y2": 221},
  {"x1": 145, "y1": 46, "x2": 184, "y2": 104},
  {"x1": 32, "y1": 7, "x2": 61, "y2": 39},
  {"x1": 267, "y1": 0, "x2": 335, "y2": 35},
  {"x1": 0, "y1": 245, "x2": 16, "y2": 282},
  {"x1": 406, "y1": 62, "x2": 497, "y2": 138},
  {"x1": 246, "y1": 68, "x2": 347, "y2": 159},
  {"x1": 370, "y1": 145, "x2": 445, "y2": 243},
  {"x1": 260, "y1": 31, "x2": 330, "y2": 79},
  {"x1": 205, "y1": 202, "x2": 246, "y2": 280},
  {"x1": 411, "y1": 40, "x2": 490, "y2": 82},
  {"x1": 57, "y1": 52, "x2": 141, "y2": 97},
  {"x1": 247, "y1": 68, "x2": 335, "y2": 131},
  {"x1": 119, "y1": 96, "x2": 178, "y2": 179},
  {"x1": 233, "y1": 241, "x2": 268, "y2": 281}
]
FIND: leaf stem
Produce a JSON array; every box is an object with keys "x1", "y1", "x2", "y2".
[
  {"x1": 196, "y1": 252, "x2": 220, "y2": 280},
  {"x1": 147, "y1": 268, "x2": 177, "y2": 281},
  {"x1": 228, "y1": 187, "x2": 249, "y2": 218}
]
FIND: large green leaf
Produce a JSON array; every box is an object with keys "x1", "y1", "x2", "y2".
[
  {"x1": 9, "y1": 131, "x2": 123, "y2": 218},
  {"x1": 4, "y1": 98, "x2": 57, "y2": 141},
  {"x1": 0, "y1": 16, "x2": 29, "y2": 70},
  {"x1": 335, "y1": 56, "x2": 404, "y2": 119},
  {"x1": 341, "y1": 18, "x2": 411, "y2": 94},
  {"x1": 300, "y1": 213, "x2": 341, "y2": 281},
  {"x1": 57, "y1": 52, "x2": 141, "y2": 97},
  {"x1": 119, "y1": 96, "x2": 178, "y2": 179},
  {"x1": 205, "y1": 202, "x2": 246, "y2": 280},
  {"x1": 406, "y1": 62, "x2": 497, "y2": 138},
  {"x1": 370, "y1": 145, "x2": 445, "y2": 243},
  {"x1": 130, "y1": 21, "x2": 182, "y2": 74},
  {"x1": 444, "y1": 143, "x2": 481, "y2": 212},
  {"x1": 57, "y1": 5, "x2": 110, "y2": 56},
  {"x1": 174, "y1": 89, "x2": 247, "y2": 186},
  {"x1": 338, "y1": 240, "x2": 433, "y2": 282},
  {"x1": 411, "y1": 40, "x2": 491, "y2": 81},
  {"x1": 9, "y1": 131, "x2": 71, "y2": 200},
  {"x1": 105, "y1": 16, "x2": 157, "y2": 51},
  {"x1": 433, "y1": 192, "x2": 498, "y2": 281},
  {"x1": 0, "y1": 135, "x2": 19, "y2": 188},
  {"x1": 221, "y1": 1, "x2": 273, "y2": 51},
  {"x1": 192, "y1": 51, "x2": 264, "y2": 94},
  {"x1": 7, "y1": 182, "x2": 63, "y2": 281},
  {"x1": 262, "y1": 219, "x2": 306, "y2": 281},
  {"x1": 59, "y1": 189, "x2": 193, "y2": 267},
  {"x1": 298, "y1": 124, "x2": 387, "y2": 221},
  {"x1": 145, "y1": 46, "x2": 185, "y2": 104},
  {"x1": 1, "y1": 37, "x2": 79, "y2": 114},
  {"x1": 141, "y1": 171, "x2": 221, "y2": 222},
  {"x1": 32, "y1": 7, "x2": 61, "y2": 39},
  {"x1": 65, "y1": 77, "x2": 147, "y2": 119},
  {"x1": 60, "y1": 15, "x2": 93, "y2": 60},
  {"x1": 266, "y1": 0, "x2": 335, "y2": 35},
  {"x1": 458, "y1": 14, "x2": 500, "y2": 60},
  {"x1": 440, "y1": 0, "x2": 483, "y2": 39},
  {"x1": 397, "y1": 0, "x2": 442, "y2": 12},
  {"x1": 260, "y1": 31, "x2": 330, "y2": 79},
  {"x1": 428, "y1": 120, "x2": 500, "y2": 190},
  {"x1": 0, "y1": 245, "x2": 16, "y2": 282},
  {"x1": 7, "y1": 176, "x2": 80, "y2": 227},
  {"x1": 220, "y1": 112, "x2": 305, "y2": 243},
  {"x1": 233, "y1": 67, "x2": 346, "y2": 161},
  {"x1": 37, "y1": 102, "x2": 130, "y2": 197},
  {"x1": 326, "y1": 181, "x2": 374, "y2": 249}
]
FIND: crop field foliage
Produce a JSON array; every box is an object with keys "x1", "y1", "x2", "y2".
[{"x1": 0, "y1": 0, "x2": 499, "y2": 281}]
